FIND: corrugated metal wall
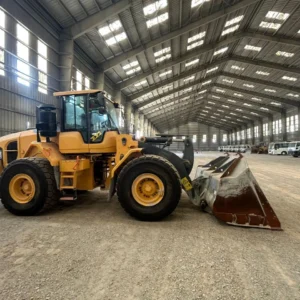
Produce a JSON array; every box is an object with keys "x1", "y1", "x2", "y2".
[{"x1": 0, "y1": 2, "x2": 97, "y2": 137}]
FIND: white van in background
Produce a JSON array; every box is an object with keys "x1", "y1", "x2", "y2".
[
  {"x1": 288, "y1": 141, "x2": 300, "y2": 155},
  {"x1": 268, "y1": 142, "x2": 289, "y2": 155}
]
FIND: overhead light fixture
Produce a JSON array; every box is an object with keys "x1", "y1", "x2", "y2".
[
  {"x1": 256, "y1": 70, "x2": 270, "y2": 76},
  {"x1": 276, "y1": 51, "x2": 294, "y2": 58},
  {"x1": 221, "y1": 24, "x2": 239, "y2": 36},
  {"x1": 264, "y1": 88, "x2": 276, "y2": 93},
  {"x1": 191, "y1": 0, "x2": 210, "y2": 8},
  {"x1": 206, "y1": 66, "x2": 218, "y2": 73},
  {"x1": 231, "y1": 65, "x2": 244, "y2": 71},
  {"x1": 266, "y1": 11, "x2": 290, "y2": 21},
  {"x1": 287, "y1": 93, "x2": 299, "y2": 98},
  {"x1": 159, "y1": 70, "x2": 172, "y2": 77},
  {"x1": 146, "y1": 12, "x2": 169, "y2": 28},
  {"x1": 225, "y1": 15, "x2": 244, "y2": 27},
  {"x1": 143, "y1": 0, "x2": 168, "y2": 16},
  {"x1": 187, "y1": 40, "x2": 204, "y2": 51},
  {"x1": 282, "y1": 76, "x2": 297, "y2": 81},
  {"x1": 213, "y1": 47, "x2": 228, "y2": 56},
  {"x1": 135, "y1": 80, "x2": 147, "y2": 87},
  {"x1": 259, "y1": 21, "x2": 281, "y2": 30},
  {"x1": 244, "y1": 45, "x2": 262, "y2": 52}
]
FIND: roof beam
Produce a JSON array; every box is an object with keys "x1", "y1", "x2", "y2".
[
  {"x1": 61, "y1": 0, "x2": 131, "y2": 39},
  {"x1": 221, "y1": 71, "x2": 300, "y2": 95},
  {"x1": 128, "y1": 56, "x2": 300, "y2": 101},
  {"x1": 101, "y1": 0, "x2": 260, "y2": 71}
]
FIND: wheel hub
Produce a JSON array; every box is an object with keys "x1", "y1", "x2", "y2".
[
  {"x1": 9, "y1": 174, "x2": 36, "y2": 204},
  {"x1": 132, "y1": 173, "x2": 165, "y2": 206}
]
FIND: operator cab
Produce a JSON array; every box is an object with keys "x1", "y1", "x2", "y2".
[{"x1": 54, "y1": 90, "x2": 119, "y2": 144}]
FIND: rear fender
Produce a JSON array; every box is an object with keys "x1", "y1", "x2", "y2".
[{"x1": 141, "y1": 146, "x2": 194, "y2": 192}]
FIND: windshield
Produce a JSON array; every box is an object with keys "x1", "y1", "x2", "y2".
[
  {"x1": 269, "y1": 144, "x2": 274, "y2": 149},
  {"x1": 289, "y1": 143, "x2": 296, "y2": 148}
]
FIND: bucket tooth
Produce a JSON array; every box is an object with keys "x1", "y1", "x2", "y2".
[{"x1": 190, "y1": 155, "x2": 281, "y2": 230}]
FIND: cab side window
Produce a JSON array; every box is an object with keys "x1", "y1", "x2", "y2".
[
  {"x1": 63, "y1": 95, "x2": 88, "y2": 142},
  {"x1": 7, "y1": 141, "x2": 18, "y2": 163}
]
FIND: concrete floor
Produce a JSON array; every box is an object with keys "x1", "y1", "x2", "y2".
[{"x1": 0, "y1": 152, "x2": 300, "y2": 300}]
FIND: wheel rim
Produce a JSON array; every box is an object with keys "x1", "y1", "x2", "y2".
[
  {"x1": 132, "y1": 173, "x2": 165, "y2": 206},
  {"x1": 9, "y1": 174, "x2": 36, "y2": 204}
]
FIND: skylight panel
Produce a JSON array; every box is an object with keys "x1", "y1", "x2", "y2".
[
  {"x1": 212, "y1": 95, "x2": 220, "y2": 99},
  {"x1": 156, "y1": 54, "x2": 171, "y2": 63},
  {"x1": 126, "y1": 67, "x2": 141, "y2": 75},
  {"x1": 266, "y1": 11, "x2": 290, "y2": 21},
  {"x1": 162, "y1": 84, "x2": 172, "y2": 90},
  {"x1": 205, "y1": 106, "x2": 212, "y2": 109},
  {"x1": 276, "y1": 51, "x2": 294, "y2": 58},
  {"x1": 264, "y1": 89, "x2": 276, "y2": 93},
  {"x1": 222, "y1": 105, "x2": 229, "y2": 108},
  {"x1": 223, "y1": 79, "x2": 233, "y2": 84},
  {"x1": 231, "y1": 65, "x2": 244, "y2": 71},
  {"x1": 210, "y1": 116, "x2": 216, "y2": 119},
  {"x1": 230, "y1": 112, "x2": 237, "y2": 116},
  {"x1": 146, "y1": 12, "x2": 169, "y2": 28},
  {"x1": 260, "y1": 107, "x2": 269, "y2": 111},
  {"x1": 135, "y1": 80, "x2": 147, "y2": 87},
  {"x1": 203, "y1": 110, "x2": 209, "y2": 113},
  {"x1": 227, "y1": 99, "x2": 236, "y2": 103},
  {"x1": 259, "y1": 22, "x2": 281, "y2": 30},
  {"x1": 243, "y1": 84, "x2": 255, "y2": 88},
  {"x1": 143, "y1": 0, "x2": 168, "y2": 16},
  {"x1": 214, "y1": 113, "x2": 220, "y2": 116},
  {"x1": 154, "y1": 47, "x2": 170, "y2": 57},
  {"x1": 251, "y1": 112, "x2": 259, "y2": 116},
  {"x1": 187, "y1": 40, "x2": 204, "y2": 51},
  {"x1": 206, "y1": 66, "x2": 218, "y2": 73},
  {"x1": 159, "y1": 70, "x2": 172, "y2": 77},
  {"x1": 106, "y1": 32, "x2": 127, "y2": 45},
  {"x1": 243, "y1": 103, "x2": 252, "y2": 107},
  {"x1": 208, "y1": 101, "x2": 215, "y2": 105},
  {"x1": 185, "y1": 59, "x2": 199, "y2": 67},
  {"x1": 123, "y1": 61, "x2": 139, "y2": 70},
  {"x1": 199, "y1": 90, "x2": 207, "y2": 94},
  {"x1": 243, "y1": 116, "x2": 249, "y2": 119},
  {"x1": 282, "y1": 76, "x2": 297, "y2": 82},
  {"x1": 188, "y1": 31, "x2": 206, "y2": 43},
  {"x1": 184, "y1": 76, "x2": 195, "y2": 82},
  {"x1": 287, "y1": 93, "x2": 299, "y2": 98},
  {"x1": 221, "y1": 24, "x2": 239, "y2": 36},
  {"x1": 213, "y1": 47, "x2": 228, "y2": 56},
  {"x1": 182, "y1": 87, "x2": 192, "y2": 93},
  {"x1": 252, "y1": 97, "x2": 262, "y2": 101},
  {"x1": 0, "y1": 10, "x2": 4, "y2": 28},
  {"x1": 191, "y1": 0, "x2": 210, "y2": 8},
  {"x1": 271, "y1": 102, "x2": 281, "y2": 106},
  {"x1": 244, "y1": 45, "x2": 261, "y2": 52},
  {"x1": 216, "y1": 89, "x2": 225, "y2": 93},
  {"x1": 202, "y1": 80, "x2": 212, "y2": 85},
  {"x1": 236, "y1": 108, "x2": 243, "y2": 111},
  {"x1": 234, "y1": 93, "x2": 243, "y2": 97},
  {"x1": 99, "y1": 20, "x2": 122, "y2": 36},
  {"x1": 256, "y1": 70, "x2": 270, "y2": 76},
  {"x1": 225, "y1": 15, "x2": 244, "y2": 27}
]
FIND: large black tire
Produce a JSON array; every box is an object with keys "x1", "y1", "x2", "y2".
[
  {"x1": 116, "y1": 155, "x2": 181, "y2": 221},
  {"x1": 0, "y1": 158, "x2": 59, "y2": 216}
]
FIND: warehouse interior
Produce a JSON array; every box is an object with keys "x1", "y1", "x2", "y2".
[{"x1": 0, "y1": 0, "x2": 300, "y2": 299}]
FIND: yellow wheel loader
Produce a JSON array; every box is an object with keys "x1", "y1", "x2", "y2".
[{"x1": 0, "y1": 90, "x2": 281, "y2": 229}]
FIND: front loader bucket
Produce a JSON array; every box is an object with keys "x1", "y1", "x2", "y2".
[{"x1": 190, "y1": 154, "x2": 281, "y2": 230}]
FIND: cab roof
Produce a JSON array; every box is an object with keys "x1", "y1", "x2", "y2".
[{"x1": 53, "y1": 89, "x2": 103, "y2": 97}]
